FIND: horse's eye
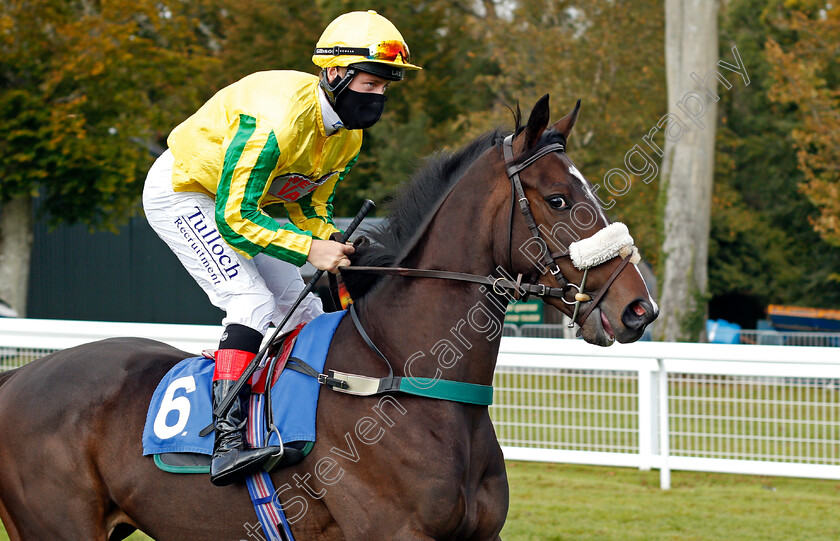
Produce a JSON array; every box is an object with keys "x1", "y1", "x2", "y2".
[{"x1": 547, "y1": 195, "x2": 568, "y2": 210}]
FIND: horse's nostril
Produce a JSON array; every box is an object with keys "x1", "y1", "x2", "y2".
[
  {"x1": 622, "y1": 299, "x2": 653, "y2": 331},
  {"x1": 631, "y1": 302, "x2": 646, "y2": 317}
]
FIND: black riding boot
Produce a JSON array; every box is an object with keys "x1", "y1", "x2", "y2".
[{"x1": 210, "y1": 379, "x2": 282, "y2": 486}]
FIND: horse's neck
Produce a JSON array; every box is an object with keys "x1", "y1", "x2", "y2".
[
  {"x1": 357, "y1": 281, "x2": 505, "y2": 386},
  {"x1": 357, "y1": 167, "x2": 507, "y2": 387}
]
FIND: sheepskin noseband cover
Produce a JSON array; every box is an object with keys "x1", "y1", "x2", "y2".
[{"x1": 569, "y1": 222, "x2": 641, "y2": 270}]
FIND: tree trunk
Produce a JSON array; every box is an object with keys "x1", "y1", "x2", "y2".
[
  {"x1": 0, "y1": 195, "x2": 34, "y2": 317},
  {"x1": 656, "y1": 0, "x2": 718, "y2": 342}
]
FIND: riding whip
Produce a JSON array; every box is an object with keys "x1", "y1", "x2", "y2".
[{"x1": 206, "y1": 199, "x2": 375, "y2": 425}]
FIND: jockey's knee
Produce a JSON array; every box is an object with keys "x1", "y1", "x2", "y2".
[{"x1": 223, "y1": 291, "x2": 278, "y2": 336}]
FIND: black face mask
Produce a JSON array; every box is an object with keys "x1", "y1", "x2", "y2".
[{"x1": 334, "y1": 88, "x2": 387, "y2": 130}]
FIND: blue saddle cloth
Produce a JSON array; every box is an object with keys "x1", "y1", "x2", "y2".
[{"x1": 142, "y1": 310, "x2": 346, "y2": 456}]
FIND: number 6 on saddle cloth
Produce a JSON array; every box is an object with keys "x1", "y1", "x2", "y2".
[{"x1": 142, "y1": 309, "x2": 348, "y2": 473}]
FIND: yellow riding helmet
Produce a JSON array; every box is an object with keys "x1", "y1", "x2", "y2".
[{"x1": 313, "y1": 10, "x2": 422, "y2": 81}]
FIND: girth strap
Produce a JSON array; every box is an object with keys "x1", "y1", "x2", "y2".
[
  {"x1": 286, "y1": 305, "x2": 494, "y2": 406},
  {"x1": 284, "y1": 358, "x2": 349, "y2": 390},
  {"x1": 285, "y1": 352, "x2": 494, "y2": 406},
  {"x1": 328, "y1": 370, "x2": 494, "y2": 406}
]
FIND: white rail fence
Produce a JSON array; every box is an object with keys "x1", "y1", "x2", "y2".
[
  {"x1": 1, "y1": 318, "x2": 839, "y2": 489},
  {"x1": 504, "y1": 323, "x2": 840, "y2": 347}
]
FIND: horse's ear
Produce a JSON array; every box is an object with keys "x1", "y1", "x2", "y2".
[
  {"x1": 521, "y1": 94, "x2": 551, "y2": 151},
  {"x1": 552, "y1": 99, "x2": 581, "y2": 139}
]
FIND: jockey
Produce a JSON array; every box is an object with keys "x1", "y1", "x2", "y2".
[{"x1": 143, "y1": 10, "x2": 421, "y2": 486}]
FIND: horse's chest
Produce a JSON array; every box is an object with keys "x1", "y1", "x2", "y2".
[
  {"x1": 315, "y1": 397, "x2": 509, "y2": 539},
  {"x1": 453, "y1": 463, "x2": 509, "y2": 540},
  {"x1": 420, "y1": 415, "x2": 510, "y2": 539}
]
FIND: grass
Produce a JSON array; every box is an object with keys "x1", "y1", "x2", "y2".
[
  {"x1": 502, "y1": 462, "x2": 840, "y2": 540},
  {"x1": 3, "y1": 462, "x2": 840, "y2": 540}
]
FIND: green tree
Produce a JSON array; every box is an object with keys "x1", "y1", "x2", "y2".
[
  {"x1": 766, "y1": 3, "x2": 840, "y2": 249},
  {"x1": 0, "y1": 0, "x2": 217, "y2": 314},
  {"x1": 8, "y1": 0, "x2": 837, "y2": 324},
  {"x1": 457, "y1": 0, "x2": 667, "y2": 266},
  {"x1": 713, "y1": 0, "x2": 840, "y2": 309},
  {"x1": 205, "y1": 1, "x2": 324, "y2": 87}
]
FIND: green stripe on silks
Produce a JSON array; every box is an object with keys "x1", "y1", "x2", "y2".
[
  {"x1": 295, "y1": 152, "x2": 359, "y2": 226},
  {"x1": 215, "y1": 115, "x2": 309, "y2": 264},
  {"x1": 329, "y1": 153, "x2": 358, "y2": 206},
  {"x1": 398, "y1": 378, "x2": 494, "y2": 406},
  {"x1": 216, "y1": 114, "x2": 260, "y2": 256}
]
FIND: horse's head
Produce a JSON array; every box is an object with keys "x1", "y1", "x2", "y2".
[{"x1": 498, "y1": 94, "x2": 658, "y2": 346}]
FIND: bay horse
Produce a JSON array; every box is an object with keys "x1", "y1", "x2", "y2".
[{"x1": 0, "y1": 95, "x2": 657, "y2": 540}]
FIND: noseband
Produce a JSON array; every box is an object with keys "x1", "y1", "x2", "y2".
[{"x1": 342, "y1": 134, "x2": 635, "y2": 329}]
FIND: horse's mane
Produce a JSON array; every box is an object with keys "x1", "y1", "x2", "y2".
[
  {"x1": 343, "y1": 128, "x2": 506, "y2": 299},
  {"x1": 344, "y1": 107, "x2": 567, "y2": 300}
]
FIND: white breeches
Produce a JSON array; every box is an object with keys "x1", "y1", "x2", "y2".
[{"x1": 142, "y1": 150, "x2": 323, "y2": 335}]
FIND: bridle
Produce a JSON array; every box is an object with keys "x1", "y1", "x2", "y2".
[
  {"x1": 342, "y1": 132, "x2": 633, "y2": 330},
  {"x1": 502, "y1": 134, "x2": 594, "y2": 325},
  {"x1": 500, "y1": 133, "x2": 632, "y2": 327}
]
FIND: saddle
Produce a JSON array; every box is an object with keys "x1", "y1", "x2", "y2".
[{"x1": 143, "y1": 310, "x2": 348, "y2": 474}]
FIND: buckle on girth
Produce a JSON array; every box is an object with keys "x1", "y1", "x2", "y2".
[{"x1": 318, "y1": 372, "x2": 349, "y2": 389}]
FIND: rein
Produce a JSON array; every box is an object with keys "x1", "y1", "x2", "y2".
[
  {"x1": 342, "y1": 266, "x2": 568, "y2": 299},
  {"x1": 342, "y1": 133, "x2": 632, "y2": 327}
]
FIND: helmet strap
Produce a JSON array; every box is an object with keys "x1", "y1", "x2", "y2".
[{"x1": 320, "y1": 67, "x2": 357, "y2": 105}]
